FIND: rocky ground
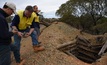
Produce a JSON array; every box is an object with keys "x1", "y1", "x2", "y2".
[{"x1": 11, "y1": 22, "x2": 107, "y2": 65}]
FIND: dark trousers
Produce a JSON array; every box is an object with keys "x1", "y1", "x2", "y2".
[
  {"x1": 10, "y1": 44, "x2": 21, "y2": 63},
  {"x1": 0, "y1": 45, "x2": 11, "y2": 65}
]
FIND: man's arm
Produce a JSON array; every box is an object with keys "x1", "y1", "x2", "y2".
[
  {"x1": 29, "y1": 28, "x2": 34, "y2": 34},
  {"x1": 28, "y1": 19, "x2": 35, "y2": 35},
  {"x1": 11, "y1": 15, "x2": 20, "y2": 30},
  {"x1": 11, "y1": 15, "x2": 25, "y2": 37}
]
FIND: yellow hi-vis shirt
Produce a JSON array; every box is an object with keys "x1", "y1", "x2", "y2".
[
  {"x1": 32, "y1": 12, "x2": 40, "y2": 23},
  {"x1": 17, "y1": 10, "x2": 35, "y2": 30}
]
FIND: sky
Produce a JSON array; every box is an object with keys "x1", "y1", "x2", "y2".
[{"x1": 0, "y1": 0, "x2": 68, "y2": 18}]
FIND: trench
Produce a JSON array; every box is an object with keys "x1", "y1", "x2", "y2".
[{"x1": 58, "y1": 36, "x2": 107, "y2": 64}]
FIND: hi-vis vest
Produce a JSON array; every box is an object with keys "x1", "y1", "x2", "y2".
[
  {"x1": 17, "y1": 10, "x2": 35, "y2": 30},
  {"x1": 32, "y1": 12, "x2": 40, "y2": 23}
]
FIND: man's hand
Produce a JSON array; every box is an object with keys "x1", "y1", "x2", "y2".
[
  {"x1": 23, "y1": 32, "x2": 30, "y2": 38},
  {"x1": 11, "y1": 26, "x2": 18, "y2": 34},
  {"x1": 12, "y1": 28, "x2": 18, "y2": 34},
  {"x1": 17, "y1": 32, "x2": 23, "y2": 37}
]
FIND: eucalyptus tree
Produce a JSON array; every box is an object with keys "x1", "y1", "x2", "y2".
[{"x1": 56, "y1": 0, "x2": 107, "y2": 34}]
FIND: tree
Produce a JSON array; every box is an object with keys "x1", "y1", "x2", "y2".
[{"x1": 56, "y1": 0, "x2": 107, "y2": 34}]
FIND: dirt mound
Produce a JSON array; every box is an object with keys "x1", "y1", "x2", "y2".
[
  {"x1": 11, "y1": 22, "x2": 107, "y2": 65},
  {"x1": 39, "y1": 22, "x2": 94, "y2": 44}
]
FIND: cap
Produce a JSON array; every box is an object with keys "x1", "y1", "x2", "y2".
[
  {"x1": 5, "y1": 2, "x2": 17, "y2": 14},
  {"x1": 25, "y1": 6, "x2": 33, "y2": 12}
]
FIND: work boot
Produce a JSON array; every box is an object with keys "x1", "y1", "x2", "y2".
[
  {"x1": 33, "y1": 45, "x2": 45, "y2": 52},
  {"x1": 16, "y1": 59, "x2": 25, "y2": 65}
]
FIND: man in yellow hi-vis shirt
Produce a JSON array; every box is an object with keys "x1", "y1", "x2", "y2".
[
  {"x1": 32, "y1": 5, "x2": 45, "y2": 52},
  {"x1": 11, "y1": 5, "x2": 43, "y2": 65}
]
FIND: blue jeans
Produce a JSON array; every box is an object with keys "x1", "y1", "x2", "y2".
[
  {"x1": 31, "y1": 31, "x2": 39, "y2": 45},
  {"x1": 34, "y1": 27, "x2": 40, "y2": 39},
  {"x1": 13, "y1": 28, "x2": 39, "y2": 60},
  {"x1": 13, "y1": 29, "x2": 39, "y2": 50},
  {"x1": 0, "y1": 45, "x2": 11, "y2": 65}
]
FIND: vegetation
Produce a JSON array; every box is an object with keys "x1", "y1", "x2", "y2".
[
  {"x1": 56, "y1": 0, "x2": 107, "y2": 34},
  {"x1": 6, "y1": 16, "x2": 14, "y2": 23}
]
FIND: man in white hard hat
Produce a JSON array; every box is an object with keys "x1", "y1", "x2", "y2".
[{"x1": 0, "y1": 2, "x2": 17, "y2": 65}]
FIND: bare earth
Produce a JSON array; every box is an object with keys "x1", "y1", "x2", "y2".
[{"x1": 11, "y1": 22, "x2": 107, "y2": 65}]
